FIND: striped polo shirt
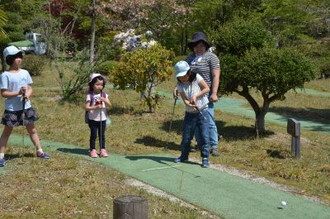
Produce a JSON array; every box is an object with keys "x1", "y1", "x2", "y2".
[{"x1": 187, "y1": 51, "x2": 220, "y2": 89}]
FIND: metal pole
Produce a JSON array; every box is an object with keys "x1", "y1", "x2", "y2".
[
  {"x1": 22, "y1": 91, "x2": 26, "y2": 146},
  {"x1": 168, "y1": 98, "x2": 177, "y2": 133}
]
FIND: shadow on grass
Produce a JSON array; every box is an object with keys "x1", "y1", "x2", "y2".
[
  {"x1": 125, "y1": 155, "x2": 202, "y2": 177},
  {"x1": 161, "y1": 119, "x2": 261, "y2": 141},
  {"x1": 134, "y1": 135, "x2": 180, "y2": 151},
  {"x1": 270, "y1": 106, "x2": 330, "y2": 126},
  {"x1": 266, "y1": 149, "x2": 292, "y2": 159},
  {"x1": 220, "y1": 126, "x2": 275, "y2": 141},
  {"x1": 266, "y1": 149, "x2": 286, "y2": 159},
  {"x1": 57, "y1": 147, "x2": 88, "y2": 156},
  {"x1": 162, "y1": 119, "x2": 183, "y2": 135},
  {"x1": 5, "y1": 152, "x2": 35, "y2": 160}
]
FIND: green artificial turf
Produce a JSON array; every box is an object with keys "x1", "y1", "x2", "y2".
[{"x1": 6, "y1": 134, "x2": 330, "y2": 219}]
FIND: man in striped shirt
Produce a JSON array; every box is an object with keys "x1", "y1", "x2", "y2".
[{"x1": 187, "y1": 32, "x2": 221, "y2": 156}]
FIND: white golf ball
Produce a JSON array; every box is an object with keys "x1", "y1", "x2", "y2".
[{"x1": 280, "y1": 201, "x2": 287, "y2": 207}]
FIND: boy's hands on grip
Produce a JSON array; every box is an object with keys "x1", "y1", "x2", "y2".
[
  {"x1": 173, "y1": 87, "x2": 179, "y2": 100},
  {"x1": 187, "y1": 97, "x2": 199, "y2": 111},
  {"x1": 18, "y1": 86, "x2": 29, "y2": 100},
  {"x1": 18, "y1": 86, "x2": 27, "y2": 95}
]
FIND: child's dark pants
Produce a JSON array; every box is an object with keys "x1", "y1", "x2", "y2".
[{"x1": 88, "y1": 120, "x2": 106, "y2": 150}]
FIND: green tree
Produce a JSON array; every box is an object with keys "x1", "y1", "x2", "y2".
[
  {"x1": 192, "y1": 0, "x2": 263, "y2": 29},
  {"x1": 222, "y1": 48, "x2": 314, "y2": 134},
  {"x1": 37, "y1": 0, "x2": 114, "y2": 101},
  {"x1": 212, "y1": 18, "x2": 315, "y2": 134},
  {"x1": 113, "y1": 44, "x2": 174, "y2": 112},
  {"x1": 263, "y1": 1, "x2": 330, "y2": 38},
  {"x1": 0, "y1": 7, "x2": 7, "y2": 71},
  {"x1": 0, "y1": 8, "x2": 6, "y2": 37}
]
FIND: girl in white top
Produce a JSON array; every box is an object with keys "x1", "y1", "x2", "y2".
[{"x1": 85, "y1": 73, "x2": 111, "y2": 158}]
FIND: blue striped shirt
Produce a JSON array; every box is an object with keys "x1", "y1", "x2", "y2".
[{"x1": 187, "y1": 51, "x2": 220, "y2": 89}]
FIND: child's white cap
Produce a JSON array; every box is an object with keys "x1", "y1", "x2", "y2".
[
  {"x1": 89, "y1": 73, "x2": 107, "y2": 83},
  {"x1": 3, "y1": 45, "x2": 22, "y2": 59},
  {"x1": 174, "y1": 61, "x2": 190, "y2": 78}
]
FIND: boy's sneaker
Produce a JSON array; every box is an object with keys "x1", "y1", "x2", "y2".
[
  {"x1": 100, "y1": 149, "x2": 108, "y2": 157},
  {"x1": 89, "y1": 149, "x2": 98, "y2": 158},
  {"x1": 0, "y1": 158, "x2": 6, "y2": 167},
  {"x1": 174, "y1": 156, "x2": 188, "y2": 163},
  {"x1": 211, "y1": 148, "x2": 220, "y2": 157},
  {"x1": 37, "y1": 152, "x2": 51, "y2": 159},
  {"x1": 201, "y1": 158, "x2": 209, "y2": 168}
]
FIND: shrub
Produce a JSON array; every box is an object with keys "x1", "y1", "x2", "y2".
[
  {"x1": 319, "y1": 62, "x2": 330, "y2": 79},
  {"x1": 22, "y1": 54, "x2": 47, "y2": 76},
  {"x1": 113, "y1": 44, "x2": 174, "y2": 112},
  {"x1": 94, "y1": 60, "x2": 119, "y2": 77}
]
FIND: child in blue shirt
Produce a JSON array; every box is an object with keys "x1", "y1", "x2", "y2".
[{"x1": 0, "y1": 46, "x2": 50, "y2": 167}]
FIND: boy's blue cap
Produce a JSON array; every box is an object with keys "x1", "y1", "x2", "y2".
[
  {"x1": 3, "y1": 46, "x2": 22, "y2": 59},
  {"x1": 174, "y1": 61, "x2": 190, "y2": 78}
]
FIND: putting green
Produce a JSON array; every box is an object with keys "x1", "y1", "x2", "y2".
[{"x1": 6, "y1": 134, "x2": 330, "y2": 219}]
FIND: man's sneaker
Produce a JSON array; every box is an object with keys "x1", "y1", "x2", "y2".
[
  {"x1": 89, "y1": 149, "x2": 98, "y2": 158},
  {"x1": 211, "y1": 148, "x2": 220, "y2": 157},
  {"x1": 0, "y1": 158, "x2": 6, "y2": 167},
  {"x1": 100, "y1": 149, "x2": 108, "y2": 157},
  {"x1": 201, "y1": 158, "x2": 209, "y2": 168},
  {"x1": 37, "y1": 152, "x2": 51, "y2": 159},
  {"x1": 174, "y1": 156, "x2": 188, "y2": 163}
]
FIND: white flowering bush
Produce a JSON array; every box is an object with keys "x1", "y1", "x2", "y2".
[{"x1": 113, "y1": 29, "x2": 157, "y2": 52}]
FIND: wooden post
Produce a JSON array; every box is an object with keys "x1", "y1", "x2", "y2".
[
  {"x1": 113, "y1": 195, "x2": 148, "y2": 219},
  {"x1": 287, "y1": 118, "x2": 301, "y2": 158}
]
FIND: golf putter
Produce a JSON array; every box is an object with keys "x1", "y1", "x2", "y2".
[
  {"x1": 99, "y1": 91, "x2": 103, "y2": 154},
  {"x1": 168, "y1": 97, "x2": 177, "y2": 133},
  {"x1": 22, "y1": 90, "x2": 26, "y2": 146}
]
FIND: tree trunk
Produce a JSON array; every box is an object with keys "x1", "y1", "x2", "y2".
[
  {"x1": 89, "y1": 0, "x2": 96, "y2": 65},
  {"x1": 236, "y1": 87, "x2": 273, "y2": 136},
  {"x1": 255, "y1": 111, "x2": 266, "y2": 135}
]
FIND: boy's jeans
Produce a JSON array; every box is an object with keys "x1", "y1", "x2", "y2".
[
  {"x1": 180, "y1": 108, "x2": 210, "y2": 159},
  {"x1": 195, "y1": 102, "x2": 219, "y2": 149}
]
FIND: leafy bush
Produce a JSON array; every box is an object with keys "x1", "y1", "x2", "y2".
[
  {"x1": 113, "y1": 44, "x2": 174, "y2": 112},
  {"x1": 94, "y1": 60, "x2": 119, "y2": 77},
  {"x1": 320, "y1": 62, "x2": 330, "y2": 79},
  {"x1": 22, "y1": 54, "x2": 47, "y2": 76}
]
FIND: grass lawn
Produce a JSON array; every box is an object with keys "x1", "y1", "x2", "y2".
[{"x1": 0, "y1": 60, "x2": 329, "y2": 218}]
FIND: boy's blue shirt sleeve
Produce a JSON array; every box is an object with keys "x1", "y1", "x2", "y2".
[
  {"x1": 0, "y1": 72, "x2": 9, "y2": 90},
  {"x1": 26, "y1": 70, "x2": 33, "y2": 85}
]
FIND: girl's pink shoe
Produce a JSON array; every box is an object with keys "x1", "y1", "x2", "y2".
[
  {"x1": 100, "y1": 149, "x2": 108, "y2": 157},
  {"x1": 90, "y1": 149, "x2": 98, "y2": 158}
]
